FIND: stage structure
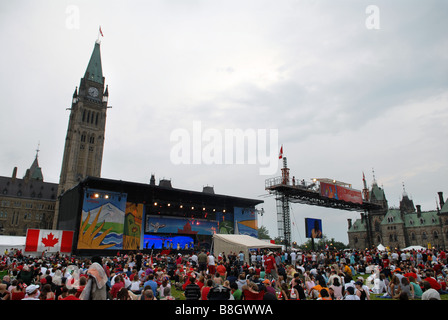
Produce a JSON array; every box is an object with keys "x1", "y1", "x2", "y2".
[
  {"x1": 265, "y1": 158, "x2": 383, "y2": 250},
  {"x1": 57, "y1": 176, "x2": 262, "y2": 256}
]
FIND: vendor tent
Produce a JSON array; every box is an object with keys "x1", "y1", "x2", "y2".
[
  {"x1": 212, "y1": 234, "x2": 282, "y2": 264},
  {"x1": 0, "y1": 235, "x2": 26, "y2": 253},
  {"x1": 402, "y1": 245, "x2": 426, "y2": 251}
]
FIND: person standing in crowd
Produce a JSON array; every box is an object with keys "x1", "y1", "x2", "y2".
[
  {"x1": 184, "y1": 277, "x2": 201, "y2": 300},
  {"x1": 207, "y1": 252, "x2": 216, "y2": 275}
]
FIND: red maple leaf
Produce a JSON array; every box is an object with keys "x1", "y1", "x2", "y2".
[{"x1": 41, "y1": 233, "x2": 59, "y2": 247}]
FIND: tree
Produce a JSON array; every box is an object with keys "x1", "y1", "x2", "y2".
[
  {"x1": 257, "y1": 225, "x2": 271, "y2": 240},
  {"x1": 297, "y1": 236, "x2": 348, "y2": 251}
]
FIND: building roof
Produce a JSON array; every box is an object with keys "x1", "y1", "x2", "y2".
[
  {"x1": 84, "y1": 42, "x2": 103, "y2": 84},
  {"x1": 0, "y1": 176, "x2": 58, "y2": 201},
  {"x1": 73, "y1": 176, "x2": 263, "y2": 208},
  {"x1": 0, "y1": 155, "x2": 57, "y2": 201},
  {"x1": 403, "y1": 211, "x2": 439, "y2": 228},
  {"x1": 441, "y1": 201, "x2": 448, "y2": 214},
  {"x1": 370, "y1": 183, "x2": 386, "y2": 202},
  {"x1": 381, "y1": 209, "x2": 404, "y2": 225},
  {"x1": 347, "y1": 218, "x2": 367, "y2": 233},
  {"x1": 28, "y1": 156, "x2": 43, "y2": 181}
]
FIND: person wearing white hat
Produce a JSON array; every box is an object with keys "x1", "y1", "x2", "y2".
[{"x1": 22, "y1": 284, "x2": 40, "y2": 300}]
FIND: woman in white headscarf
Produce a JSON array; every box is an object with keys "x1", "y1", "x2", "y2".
[{"x1": 79, "y1": 262, "x2": 108, "y2": 300}]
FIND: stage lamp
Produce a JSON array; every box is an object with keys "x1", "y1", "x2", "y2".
[{"x1": 154, "y1": 202, "x2": 158, "y2": 206}]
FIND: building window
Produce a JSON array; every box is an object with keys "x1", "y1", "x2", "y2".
[
  {"x1": 375, "y1": 221, "x2": 380, "y2": 232},
  {"x1": 433, "y1": 231, "x2": 439, "y2": 239}
]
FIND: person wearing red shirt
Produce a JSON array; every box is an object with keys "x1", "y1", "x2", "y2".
[
  {"x1": 61, "y1": 288, "x2": 81, "y2": 300},
  {"x1": 216, "y1": 262, "x2": 227, "y2": 279},
  {"x1": 424, "y1": 272, "x2": 441, "y2": 292},
  {"x1": 110, "y1": 275, "x2": 125, "y2": 299},
  {"x1": 264, "y1": 252, "x2": 278, "y2": 281}
]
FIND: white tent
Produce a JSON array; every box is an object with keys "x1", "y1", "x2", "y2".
[
  {"x1": 0, "y1": 235, "x2": 26, "y2": 253},
  {"x1": 402, "y1": 245, "x2": 426, "y2": 251},
  {"x1": 212, "y1": 234, "x2": 282, "y2": 263}
]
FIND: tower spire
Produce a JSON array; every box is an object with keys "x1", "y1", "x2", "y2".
[
  {"x1": 84, "y1": 41, "x2": 103, "y2": 84},
  {"x1": 35, "y1": 141, "x2": 40, "y2": 159}
]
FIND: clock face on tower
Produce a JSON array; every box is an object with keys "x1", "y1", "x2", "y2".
[{"x1": 88, "y1": 87, "x2": 99, "y2": 97}]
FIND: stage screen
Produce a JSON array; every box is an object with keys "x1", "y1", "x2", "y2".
[
  {"x1": 143, "y1": 234, "x2": 194, "y2": 250},
  {"x1": 145, "y1": 215, "x2": 218, "y2": 236},
  {"x1": 305, "y1": 218, "x2": 323, "y2": 239}
]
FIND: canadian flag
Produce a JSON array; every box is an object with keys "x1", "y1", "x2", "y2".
[
  {"x1": 279, "y1": 145, "x2": 283, "y2": 159},
  {"x1": 25, "y1": 229, "x2": 74, "y2": 253}
]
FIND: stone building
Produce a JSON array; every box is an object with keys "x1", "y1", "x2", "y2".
[
  {"x1": 348, "y1": 181, "x2": 448, "y2": 250},
  {"x1": 0, "y1": 155, "x2": 58, "y2": 236}
]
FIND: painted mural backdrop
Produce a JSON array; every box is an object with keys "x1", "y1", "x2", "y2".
[
  {"x1": 123, "y1": 203, "x2": 144, "y2": 250},
  {"x1": 234, "y1": 207, "x2": 258, "y2": 237},
  {"x1": 216, "y1": 211, "x2": 234, "y2": 234},
  {"x1": 78, "y1": 189, "x2": 127, "y2": 250}
]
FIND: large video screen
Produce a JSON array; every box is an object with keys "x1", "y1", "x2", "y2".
[
  {"x1": 305, "y1": 218, "x2": 323, "y2": 239},
  {"x1": 145, "y1": 215, "x2": 218, "y2": 235}
]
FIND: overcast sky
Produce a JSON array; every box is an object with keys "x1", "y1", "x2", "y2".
[{"x1": 0, "y1": 0, "x2": 447, "y2": 244}]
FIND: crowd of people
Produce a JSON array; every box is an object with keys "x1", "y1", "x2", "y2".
[{"x1": 0, "y1": 246, "x2": 447, "y2": 301}]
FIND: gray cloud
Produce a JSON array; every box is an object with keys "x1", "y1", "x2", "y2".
[{"x1": 0, "y1": 0, "x2": 447, "y2": 243}]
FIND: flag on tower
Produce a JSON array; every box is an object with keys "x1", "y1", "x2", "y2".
[
  {"x1": 99, "y1": 26, "x2": 104, "y2": 37},
  {"x1": 279, "y1": 145, "x2": 283, "y2": 159}
]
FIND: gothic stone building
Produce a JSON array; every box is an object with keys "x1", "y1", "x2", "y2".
[
  {"x1": 0, "y1": 157, "x2": 58, "y2": 236},
  {"x1": 348, "y1": 182, "x2": 448, "y2": 250}
]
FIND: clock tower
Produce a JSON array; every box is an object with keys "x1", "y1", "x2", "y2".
[{"x1": 53, "y1": 40, "x2": 109, "y2": 227}]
